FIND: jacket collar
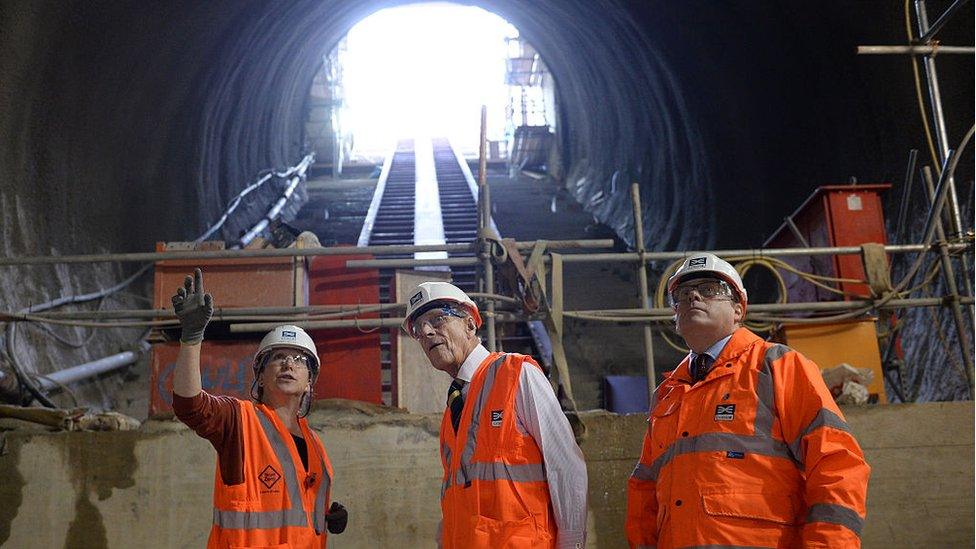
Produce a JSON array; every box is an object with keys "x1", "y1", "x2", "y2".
[
  {"x1": 456, "y1": 342, "x2": 489, "y2": 383},
  {"x1": 669, "y1": 327, "x2": 762, "y2": 385}
]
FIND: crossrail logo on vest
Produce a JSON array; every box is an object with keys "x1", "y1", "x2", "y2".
[
  {"x1": 259, "y1": 464, "x2": 282, "y2": 490},
  {"x1": 490, "y1": 410, "x2": 503, "y2": 427},
  {"x1": 714, "y1": 404, "x2": 735, "y2": 421}
]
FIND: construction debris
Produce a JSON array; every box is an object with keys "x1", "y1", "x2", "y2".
[{"x1": 0, "y1": 404, "x2": 141, "y2": 431}]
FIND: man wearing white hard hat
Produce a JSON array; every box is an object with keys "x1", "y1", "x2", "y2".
[
  {"x1": 625, "y1": 253, "x2": 870, "y2": 549},
  {"x1": 403, "y1": 281, "x2": 588, "y2": 549},
  {"x1": 171, "y1": 268, "x2": 347, "y2": 548}
]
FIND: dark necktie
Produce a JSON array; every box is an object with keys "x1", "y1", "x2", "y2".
[
  {"x1": 447, "y1": 379, "x2": 466, "y2": 433},
  {"x1": 692, "y1": 353, "x2": 713, "y2": 383}
]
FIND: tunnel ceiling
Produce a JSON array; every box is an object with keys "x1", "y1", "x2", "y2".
[{"x1": 2, "y1": 0, "x2": 972, "y2": 258}]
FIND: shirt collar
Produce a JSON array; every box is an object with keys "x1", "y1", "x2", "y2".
[
  {"x1": 689, "y1": 333, "x2": 734, "y2": 364},
  {"x1": 456, "y1": 341, "x2": 489, "y2": 383}
]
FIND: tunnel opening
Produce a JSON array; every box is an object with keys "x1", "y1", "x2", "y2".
[{"x1": 303, "y1": 3, "x2": 557, "y2": 172}]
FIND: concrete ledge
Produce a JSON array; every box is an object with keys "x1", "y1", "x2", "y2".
[{"x1": 0, "y1": 402, "x2": 971, "y2": 547}]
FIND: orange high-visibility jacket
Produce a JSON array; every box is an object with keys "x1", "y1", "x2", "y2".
[
  {"x1": 208, "y1": 400, "x2": 334, "y2": 549},
  {"x1": 626, "y1": 328, "x2": 870, "y2": 549},
  {"x1": 440, "y1": 352, "x2": 558, "y2": 548}
]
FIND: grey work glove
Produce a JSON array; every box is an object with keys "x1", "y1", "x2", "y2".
[
  {"x1": 171, "y1": 268, "x2": 214, "y2": 344},
  {"x1": 325, "y1": 501, "x2": 347, "y2": 534}
]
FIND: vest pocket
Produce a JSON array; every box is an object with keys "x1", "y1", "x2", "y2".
[
  {"x1": 701, "y1": 490, "x2": 799, "y2": 525},
  {"x1": 473, "y1": 514, "x2": 549, "y2": 547}
]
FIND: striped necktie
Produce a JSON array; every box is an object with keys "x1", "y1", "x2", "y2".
[{"x1": 447, "y1": 379, "x2": 466, "y2": 433}]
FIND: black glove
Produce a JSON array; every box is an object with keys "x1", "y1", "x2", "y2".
[
  {"x1": 325, "y1": 501, "x2": 347, "y2": 534},
  {"x1": 171, "y1": 268, "x2": 214, "y2": 344}
]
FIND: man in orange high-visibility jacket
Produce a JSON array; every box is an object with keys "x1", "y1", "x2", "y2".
[
  {"x1": 626, "y1": 253, "x2": 870, "y2": 549},
  {"x1": 403, "y1": 281, "x2": 588, "y2": 549}
]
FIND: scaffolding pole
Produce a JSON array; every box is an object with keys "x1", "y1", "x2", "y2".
[
  {"x1": 915, "y1": 0, "x2": 966, "y2": 240},
  {"x1": 630, "y1": 183, "x2": 657, "y2": 396},
  {"x1": 0, "y1": 239, "x2": 614, "y2": 267},
  {"x1": 921, "y1": 167, "x2": 975, "y2": 390},
  {"x1": 344, "y1": 242, "x2": 972, "y2": 270},
  {"x1": 477, "y1": 105, "x2": 496, "y2": 351}
]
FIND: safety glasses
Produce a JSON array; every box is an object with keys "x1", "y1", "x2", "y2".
[
  {"x1": 269, "y1": 351, "x2": 311, "y2": 368},
  {"x1": 410, "y1": 306, "x2": 465, "y2": 339},
  {"x1": 669, "y1": 279, "x2": 734, "y2": 307}
]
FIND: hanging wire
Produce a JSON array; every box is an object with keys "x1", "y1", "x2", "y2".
[{"x1": 3, "y1": 154, "x2": 314, "y2": 408}]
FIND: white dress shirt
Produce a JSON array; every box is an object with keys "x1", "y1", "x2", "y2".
[{"x1": 455, "y1": 343, "x2": 588, "y2": 549}]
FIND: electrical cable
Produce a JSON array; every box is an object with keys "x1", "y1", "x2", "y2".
[
  {"x1": 29, "y1": 373, "x2": 81, "y2": 408},
  {"x1": 3, "y1": 154, "x2": 314, "y2": 407},
  {"x1": 33, "y1": 296, "x2": 105, "y2": 348}
]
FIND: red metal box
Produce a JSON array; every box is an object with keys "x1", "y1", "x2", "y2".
[
  {"x1": 765, "y1": 184, "x2": 891, "y2": 302},
  {"x1": 307, "y1": 254, "x2": 382, "y2": 404}
]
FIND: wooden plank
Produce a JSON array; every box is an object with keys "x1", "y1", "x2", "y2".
[{"x1": 394, "y1": 270, "x2": 453, "y2": 413}]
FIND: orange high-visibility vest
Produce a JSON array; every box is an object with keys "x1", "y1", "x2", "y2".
[
  {"x1": 439, "y1": 352, "x2": 557, "y2": 548},
  {"x1": 625, "y1": 328, "x2": 870, "y2": 549},
  {"x1": 208, "y1": 400, "x2": 334, "y2": 549}
]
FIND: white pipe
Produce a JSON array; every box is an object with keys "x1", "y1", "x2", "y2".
[{"x1": 35, "y1": 351, "x2": 140, "y2": 392}]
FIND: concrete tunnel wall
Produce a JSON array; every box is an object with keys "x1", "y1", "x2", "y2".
[
  {"x1": 0, "y1": 401, "x2": 972, "y2": 547},
  {"x1": 0, "y1": 4, "x2": 973, "y2": 402}
]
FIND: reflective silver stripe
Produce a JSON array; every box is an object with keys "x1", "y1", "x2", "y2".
[
  {"x1": 631, "y1": 462, "x2": 654, "y2": 481},
  {"x1": 312, "y1": 434, "x2": 330, "y2": 535},
  {"x1": 213, "y1": 407, "x2": 308, "y2": 530},
  {"x1": 457, "y1": 355, "x2": 506, "y2": 486},
  {"x1": 212, "y1": 507, "x2": 308, "y2": 530},
  {"x1": 634, "y1": 384, "x2": 664, "y2": 483},
  {"x1": 806, "y1": 502, "x2": 864, "y2": 536},
  {"x1": 647, "y1": 432, "x2": 797, "y2": 482},
  {"x1": 685, "y1": 545, "x2": 776, "y2": 548},
  {"x1": 789, "y1": 407, "x2": 852, "y2": 465},
  {"x1": 755, "y1": 344, "x2": 789, "y2": 437},
  {"x1": 465, "y1": 461, "x2": 546, "y2": 482},
  {"x1": 440, "y1": 444, "x2": 452, "y2": 500}
]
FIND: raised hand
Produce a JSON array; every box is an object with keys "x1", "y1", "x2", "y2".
[{"x1": 171, "y1": 268, "x2": 214, "y2": 344}]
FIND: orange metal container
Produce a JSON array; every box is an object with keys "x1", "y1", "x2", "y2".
[
  {"x1": 152, "y1": 243, "x2": 308, "y2": 309},
  {"x1": 783, "y1": 319, "x2": 887, "y2": 403},
  {"x1": 765, "y1": 184, "x2": 891, "y2": 302}
]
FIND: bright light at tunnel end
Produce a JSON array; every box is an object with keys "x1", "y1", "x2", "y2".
[{"x1": 342, "y1": 2, "x2": 516, "y2": 158}]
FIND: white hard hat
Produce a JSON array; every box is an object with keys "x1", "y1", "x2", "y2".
[
  {"x1": 402, "y1": 281, "x2": 482, "y2": 334},
  {"x1": 254, "y1": 325, "x2": 320, "y2": 372},
  {"x1": 667, "y1": 253, "x2": 748, "y2": 304}
]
